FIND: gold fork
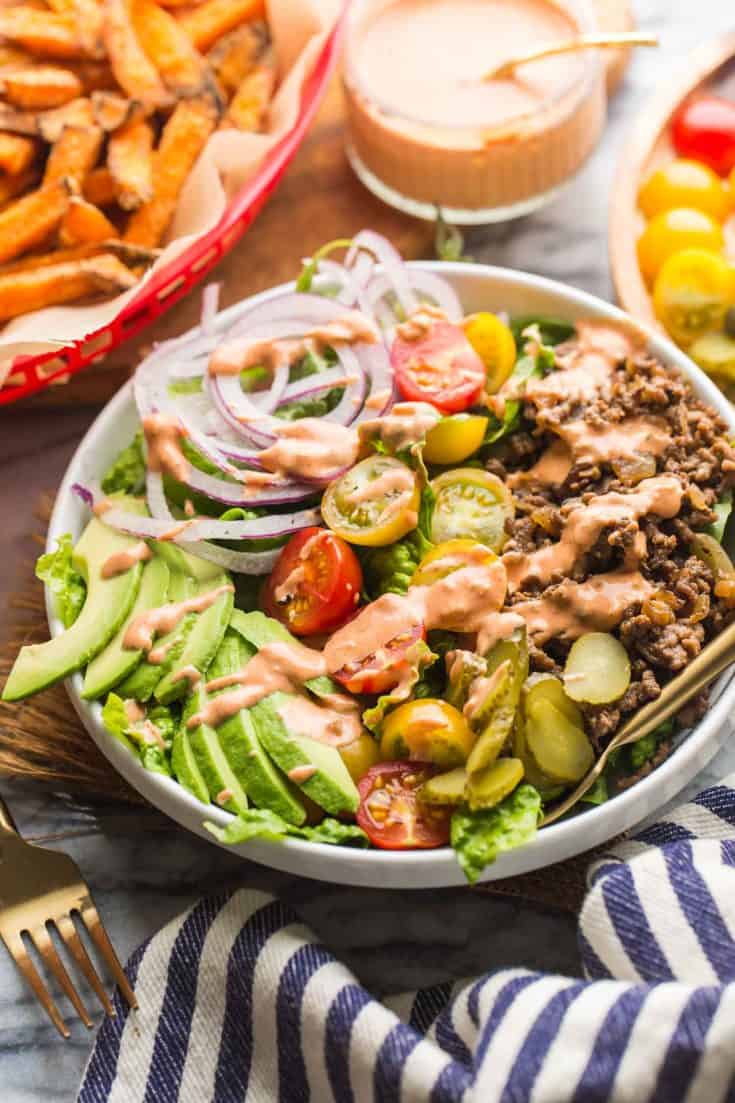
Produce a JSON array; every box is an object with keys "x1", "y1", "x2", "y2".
[
  {"x1": 0, "y1": 792, "x2": 137, "y2": 1037},
  {"x1": 543, "y1": 615, "x2": 735, "y2": 826}
]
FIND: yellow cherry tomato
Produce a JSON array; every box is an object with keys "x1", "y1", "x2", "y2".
[
  {"x1": 638, "y1": 159, "x2": 729, "y2": 221},
  {"x1": 430, "y1": 467, "x2": 514, "y2": 550},
  {"x1": 688, "y1": 332, "x2": 735, "y2": 383},
  {"x1": 653, "y1": 248, "x2": 735, "y2": 347},
  {"x1": 637, "y1": 208, "x2": 724, "y2": 285},
  {"x1": 339, "y1": 732, "x2": 382, "y2": 783},
  {"x1": 411, "y1": 538, "x2": 496, "y2": 587},
  {"x1": 322, "y1": 455, "x2": 420, "y2": 547},
  {"x1": 423, "y1": 413, "x2": 488, "y2": 465},
  {"x1": 463, "y1": 312, "x2": 517, "y2": 394},
  {"x1": 380, "y1": 698, "x2": 476, "y2": 769}
]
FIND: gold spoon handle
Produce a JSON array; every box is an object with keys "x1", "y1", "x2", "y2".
[
  {"x1": 484, "y1": 32, "x2": 659, "y2": 82},
  {"x1": 542, "y1": 614, "x2": 735, "y2": 827}
]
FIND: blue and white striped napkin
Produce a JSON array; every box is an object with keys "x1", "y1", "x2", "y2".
[{"x1": 78, "y1": 776, "x2": 735, "y2": 1103}]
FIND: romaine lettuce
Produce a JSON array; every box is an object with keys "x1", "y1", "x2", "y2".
[
  {"x1": 450, "y1": 783, "x2": 542, "y2": 883},
  {"x1": 101, "y1": 433, "x2": 146, "y2": 495},
  {"x1": 35, "y1": 533, "x2": 86, "y2": 628},
  {"x1": 206, "y1": 807, "x2": 369, "y2": 847}
]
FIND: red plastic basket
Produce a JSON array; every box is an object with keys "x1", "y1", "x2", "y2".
[{"x1": 0, "y1": 9, "x2": 346, "y2": 405}]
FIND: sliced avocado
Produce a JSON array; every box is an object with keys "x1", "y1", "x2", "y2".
[
  {"x1": 209, "y1": 629, "x2": 307, "y2": 825},
  {"x1": 154, "y1": 569, "x2": 233, "y2": 704},
  {"x1": 116, "y1": 567, "x2": 197, "y2": 701},
  {"x1": 171, "y1": 725, "x2": 209, "y2": 805},
  {"x1": 3, "y1": 517, "x2": 144, "y2": 701},
  {"x1": 252, "y1": 691, "x2": 359, "y2": 816},
  {"x1": 229, "y1": 610, "x2": 337, "y2": 699},
  {"x1": 82, "y1": 555, "x2": 170, "y2": 700},
  {"x1": 153, "y1": 540, "x2": 224, "y2": 585},
  {"x1": 182, "y1": 683, "x2": 249, "y2": 815}
]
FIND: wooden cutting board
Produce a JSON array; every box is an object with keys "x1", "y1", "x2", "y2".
[{"x1": 29, "y1": 0, "x2": 633, "y2": 408}]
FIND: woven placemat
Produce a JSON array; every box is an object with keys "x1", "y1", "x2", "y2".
[{"x1": 0, "y1": 500, "x2": 621, "y2": 914}]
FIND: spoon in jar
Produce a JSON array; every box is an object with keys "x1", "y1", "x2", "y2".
[
  {"x1": 481, "y1": 31, "x2": 659, "y2": 83},
  {"x1": 541, "y1": 610, "x2": 735, "y2": 827}
]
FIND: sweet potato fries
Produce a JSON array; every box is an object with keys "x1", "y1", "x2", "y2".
[{"x1": 0, "y1": 0, "x2": 274, "y2": 323}]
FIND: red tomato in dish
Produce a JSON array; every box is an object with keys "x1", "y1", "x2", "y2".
[
  {"x1": 357, "y1": 762, "x2": 451, "y2": 849},
  {"x1": 261, "y1": 527, "x2": 362, "y2": 637},
  {"x1": 332, "y1": 623, "x2": 425, "y2": 695},
  {"x1": 672, "y1": 96, "x2": 735, "y2": 177},
  {"x1": 391, "y1": 321, "x2": 486, "y2": 413}
]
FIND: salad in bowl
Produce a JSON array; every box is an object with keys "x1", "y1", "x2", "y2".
[{"x1": 5, "y1": 231, "x2": 735, "y2": 885}]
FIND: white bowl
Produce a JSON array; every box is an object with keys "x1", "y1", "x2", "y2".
[{"x1": 49, "y1": 263, "x2": 735, "y2": 888}]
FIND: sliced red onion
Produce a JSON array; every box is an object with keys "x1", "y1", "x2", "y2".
[
  {"x1": 346, "y1": 231, "x2": 419, "y2": 318},
  {"x1": 200, "y1": 283, "x2": 221, "y2": 336},
  {"x1": 365, "y1": 270, "x2": 463, "y2": 329},
  {"x1": 75, "y1": 483, "x2": 320, "y2": 542},
  {"x1": 182, "y1": 541, "x2": 282, "y2": 574}
]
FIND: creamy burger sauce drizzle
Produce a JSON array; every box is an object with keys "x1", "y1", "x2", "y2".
[
  {"x1": 503, "y1": 475, "x2": 684, "y2": 592},
  {"x1": 100, "y1": 540, "x2": 151, "y2": 578},
  {"x1": 123, "y1": 584, "x2": 234, "y2": 653}
]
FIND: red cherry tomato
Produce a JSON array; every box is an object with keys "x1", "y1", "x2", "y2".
[
  {"x1": 391, "y1": 321, "x2": 486, "y2": 413},
  {"x1": 672, "y1": 96, "x2": 735, "y2": 177},
  {"x1": 356, "y1": 762, "x2": 451, "y2": 849},
  {"x1": 261, "y1": 527, "x2": 362, "y2": 637},
  {"x1": 332, "y1": 623, "x2": 425, "y2": 695}
]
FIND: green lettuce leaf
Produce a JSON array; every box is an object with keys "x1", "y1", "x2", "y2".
[
  {"x1": 360, "y1": 527, "x2": 433, "y2": 599},
  {"x1": 362, "y1": 638, "x2": 437, "y2": 733},
  {"x1": 36, "y1": 533, "x2": 86, "y2": 628},
  {"x1": 434, "y1": 207, "x2": 472, "y2": 263},
  {"x1": 482, "y1": 351, "x2": 548, "y2": 445},
  {"x1": 296, "y1": 237, "x2": 354, "y2": 293},
  {"x1": 581, "y1": 775, "x2": 608, "y2": 806},
  {"x1": 509, "y1": 315, "x2": 575, "y2": 348},
  {"x1": 101, "y1": 433, "x2": 146, "y2": 495},
  {"x1": 101, "y1": 693, "x2": 174, "y2": 776},
  {"x1": 450, "y1": 783, "x2": 542, "y2": 883},
  {"x1": 706, "y1": 490, "x2": 732, "y2": 544},
  {"x1": 206, "y1": 807, "x2": 369, "y2": 847}
]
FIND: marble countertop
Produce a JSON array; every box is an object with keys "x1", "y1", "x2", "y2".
[{"x1": 3, "y1": 2, "x2": 735, "y2": 1098}]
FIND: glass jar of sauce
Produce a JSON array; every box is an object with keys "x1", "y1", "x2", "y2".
[{"x1": 343, "y1": 0, "x2": 607, "y2": 224}]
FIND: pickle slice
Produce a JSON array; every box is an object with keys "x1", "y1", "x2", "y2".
[
  {"x1": 418, "y1": 766, "x2": 468, "y2": 806},
  {"x1": 512, "y1": 711, "x2": 562, "y2": 797},
  {"x1": 563, "y1": 632, "x2": 631, "y2": 705},
  {"x1": 692, "y1": 531, "x2": 735, "y2": 581},
  {"x1": 523, "y1": 673, "x2": 583, "y2": 727},
  {"x1": 466, "y1": 757, "x2": 524, "y2": 811},
  {"x1": 526, "y1": 700, "x2": 594, "y2": 783},
  {"x1": 466, "y1": 630, "x2": 528, "y2": 775}
]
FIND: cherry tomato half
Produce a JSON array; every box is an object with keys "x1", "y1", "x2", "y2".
[
  {"x1": 637, "y1": 207, "x2": 724, "y2": 285},
  {"x1": 261, "y1": 527, "x2": 362, "y2": 637},
  {"x1": 463, "y1": 312, "x2": 517, "y2": 394},
  {"x1": 423, "y1": 413, "x2": 488, "y2": 465},
  {"x1": 380, "y1": 698, "x2": 476, "y2": 769},
  {"x1": 411, "y1": 538, "x2": 497, "y2": 587},
  {"x1": 672, "y1": 96, "x2": 735, "y2": 178},
  {"x1": 391, "y1": 321, "x2": 486, "y2": 413},
  {"x1": 430, "y1": 468, "x2": 514, "y2": 551},
  {"x1": 356, "y1": 762, "x2": 451, "y2": 849},
  {"x1": 322, "y1": 455, "x2": 420, "y2": 547},
  {"x1": 653, "y1": 247, "x2": 735, "y2": 347},
  {"x1": 332, "y1": 622, "x2": 426, "y2": 696},
  {"x1": 638, "y1": 158, "x2": 730, "y2": 221}
]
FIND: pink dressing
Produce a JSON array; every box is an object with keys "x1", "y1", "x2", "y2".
[
  {"x1": 287, "y1": 764, "x2": 318, "y2": 783},
  {"x1": 207, "y1": 311, "x2": 379, "y2": 377},
  {"x1": 142, "y1": 413, "x2": 190, "y2": 484},
  {"x1": 503, "y1": 475, "x2": 683, "y2": 592},
  {"x1": 272, "y1": 530, "x2": 324, "y2": 604},
  {"x1": 512, "y1": 571, "x2": 655, "y2": 644},
  {"x1": 358, "y1": 401, "x2": 441, "y2": 454},
  {"x1": 343, "y1": 463, "x2": 416, "y2": 507},
  {"x1": 278, "y1": 695, "x2": 363, "y2": 748},
  {"x1": 123, "y1": 584, "x2": 234, "y2": 653},
  {"x1": 100, "y1": 540, "x2": 152, "y2": 579},
  {"x1": 170, "y1": 664, "x2": 202, "y2": 690},
  {"x1": 395, "y1": 304, "x2": 447, "y2": 341},
  {"x1": 463, "y1": 659, "x2": 511, "y2": 721},
  {"x1": 257, "y1": 419, "x2": 361, "y2": 482}
]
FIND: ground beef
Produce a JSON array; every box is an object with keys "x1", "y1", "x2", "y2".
[{"x1": 490, "y1": 334, "x2": 735, "y2": 777}]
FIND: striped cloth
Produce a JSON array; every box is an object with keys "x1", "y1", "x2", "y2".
[{"x1": 78, "y1": 776, "x2": 735, "y2": 1103}]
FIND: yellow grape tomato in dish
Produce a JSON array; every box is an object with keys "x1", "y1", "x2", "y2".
[
  {"x1": 423, "y1": 414, "x2": 488, "y2": 465},
  {"x1": 430, "y1": 468, "x2": 513, "y2": 550},
  {"x1": 380, "y1": 698, "x2": 476, "y2": 769},
  {"x1": 637, "y1": 208, "x2": 724, "y2": 285},
  {"x1": 653, "y1": 248, "x2": 734, "y2": 346},
  {"x1": 463, "y1": 312, "x2": 517, "y2": 394},
  {"x1": 638, "y1": 159, "x2": 729, "y2": 222},
  {"x1": 689, "y1": 332, "x2": 735, "y2": 382},
  {"x1": 322, "y1": 456, "x2": 420, "y2": 547},
  {"x1": 411, "y1": 538, "x2": 496, "y2": 587}
]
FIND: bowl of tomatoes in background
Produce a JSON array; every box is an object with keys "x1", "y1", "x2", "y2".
[
  {"x1": 49, "y1": 260, "x2": 735, "y2": 887},
  {"x1": 610, "y1": 34, "x2": 735, "y2": 398}
]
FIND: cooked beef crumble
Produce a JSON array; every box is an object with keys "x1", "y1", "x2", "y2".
[{"x1": 491, "y1": 331, "x2": 735, "y2": 757}]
